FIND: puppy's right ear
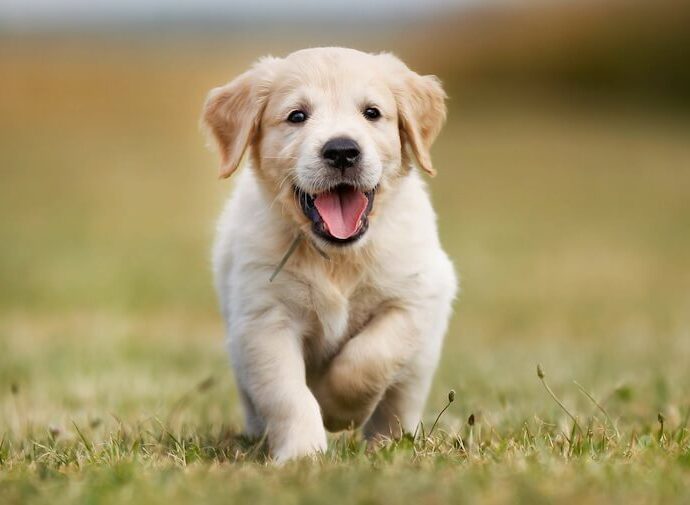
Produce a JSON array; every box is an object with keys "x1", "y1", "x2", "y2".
[{"x1": 202, "y1": 57, "x2": 277, "y2": 178}]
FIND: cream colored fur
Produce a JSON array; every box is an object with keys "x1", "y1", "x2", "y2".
[{"x1": 203, "y1": 47, "x2": 457, "y2": 463}]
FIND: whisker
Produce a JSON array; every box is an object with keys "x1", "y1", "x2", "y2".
[{"x1": 267, "y1": 171, "x2": 298, "y2": 214}]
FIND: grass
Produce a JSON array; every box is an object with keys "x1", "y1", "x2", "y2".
[{"x1": 1, "y1": 37, "x2": 690, "y2": 504}]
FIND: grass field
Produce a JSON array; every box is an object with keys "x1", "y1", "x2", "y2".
[{"x1": 1, "y1": 39, "x2": 690, "y2": 504}]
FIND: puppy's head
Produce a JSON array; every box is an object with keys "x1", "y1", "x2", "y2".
[{"x1": 203, "y1": 47, "x2": 446, "y2": 249}]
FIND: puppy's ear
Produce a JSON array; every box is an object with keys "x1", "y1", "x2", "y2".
[
  {"x1": 202, "y1": 57, "x2": 277, "y2": 178},
  {"x1": 383, "y1": 54, "x2": 447, "y2": 176}
]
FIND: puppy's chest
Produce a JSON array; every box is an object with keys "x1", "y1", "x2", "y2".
[{"x1": 300, "y1": 275, "x2": 383, "y2": 362}]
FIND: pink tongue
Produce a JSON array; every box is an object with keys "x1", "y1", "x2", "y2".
[{"x1": 314, "y1": 187, "x2": 368, "y2": 239}]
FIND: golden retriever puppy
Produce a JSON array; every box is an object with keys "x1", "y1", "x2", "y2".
[{"x1": 203, "y1": 47, "x2": 457, "y2": 463}]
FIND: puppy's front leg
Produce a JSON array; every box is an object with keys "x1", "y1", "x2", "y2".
[
  {"x1": 235, "y1": 310, "x2": 327, "y2": 463},
  {"x1": 313, "y1": 306, "x2": 417, "y2": 431}
]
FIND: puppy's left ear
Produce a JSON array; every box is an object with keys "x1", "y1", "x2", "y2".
[
  {"x1": 202, "y1": 57, "x2": 278, "y2": 179},
  {"x1": 384, "y1": 55, "x2": 447, "y2": 176}
]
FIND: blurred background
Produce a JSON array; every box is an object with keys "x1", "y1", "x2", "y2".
[{"x1": 1, "y1": 0, "x2": 689, "y2": 434}]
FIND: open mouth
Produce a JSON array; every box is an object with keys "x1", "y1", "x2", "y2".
[{"x1": 296, "y1": 184, "x2": 375, "y2": 245}]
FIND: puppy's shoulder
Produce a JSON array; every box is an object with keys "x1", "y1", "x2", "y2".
[{"x1": 213, "y1": 168, "x2": 270, "y2": 270}]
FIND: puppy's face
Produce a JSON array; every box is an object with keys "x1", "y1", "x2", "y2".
[{"x1": 203, "y1": 48, "x2": 446, "y2": 249}]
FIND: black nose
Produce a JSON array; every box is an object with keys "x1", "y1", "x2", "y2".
[{"x1": 322, "y1": 137, "x2": 361, "y2": 170}]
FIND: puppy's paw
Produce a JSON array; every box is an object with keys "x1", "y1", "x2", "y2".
[
  {"x1": 271, "y1": 428, "x2": 328, "y2": 464},
  {"x1": 322, "y1": 412, "x2": 361, "y2": 433},
  {"x1": 268, "y1": 393, "x2": 328, "y2": 464},
  {"x1": 312, "y1": 374, "x2": 376, "y2": 432}
]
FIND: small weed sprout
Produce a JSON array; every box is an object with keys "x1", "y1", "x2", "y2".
[
  {"x1": 427, "y1": 389, "x2": 456, "y2": 438},
  {"x1": 537, "y1": 364, "x2": 583, "y2": 436}
]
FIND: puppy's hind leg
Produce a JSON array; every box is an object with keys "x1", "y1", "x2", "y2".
[
  {"x1": 362, "y1": 362, "x2": 435, "y2": 442},
  {"x1": 365, "y1": 266, "x2": 456, "y2": 443}
]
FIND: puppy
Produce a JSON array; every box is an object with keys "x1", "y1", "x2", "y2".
[{"x1": 203, "y1": 47, "x2": 457, "y2": 463}]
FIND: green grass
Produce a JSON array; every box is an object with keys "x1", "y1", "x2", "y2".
[{"x1": 1, "y1": 39, "x2": 690, "y2": 504}]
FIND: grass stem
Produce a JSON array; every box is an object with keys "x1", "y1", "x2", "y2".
[
  {"x1": 537, "y1": 364, "x2": 583, "y2": 435},
  {"x1": 427, "y1": 390, "x2": 455, "y2": 438},
  {"x1": 574, "y1": 380, "x2": 620, "y2": 439}
]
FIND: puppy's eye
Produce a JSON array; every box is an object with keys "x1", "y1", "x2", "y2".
[
  {"x1": 363, "y1": 107, "x2": 381, "y2": 121},
  {"x1": 287, "y1": 110, "x2": 308, "y2": 123}
]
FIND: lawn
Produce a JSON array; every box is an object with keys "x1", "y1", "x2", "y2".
[{"x1": 1, "y1": 39, "x2": 689, "y2": 504}]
